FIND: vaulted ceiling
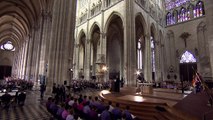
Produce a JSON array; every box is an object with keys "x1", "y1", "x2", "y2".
[{"x1": 0, "y1": 0, "x2": 53, "y2": 50}]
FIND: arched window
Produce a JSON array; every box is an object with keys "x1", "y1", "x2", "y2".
[
  {"x1": 187, "y1": 4, "x2": 194, "y2": 19},
  {"x1": 165, "y1": 0, "x2": 190, "y2": 10},
  {"x1": 180, "y1": 51, "x2": 196, "y2": 63},
  {"x1": 0, "y1": 41, "x2": 15, "y2": 51},
  {"x1": 194, "y1": 1, "x2": 204, "y2": 18},
  {"x1": 137, "y1": 38, "x2": 143, "y2": 69},
  {"x1": 166, "y1": 12, "x2": 172, "y2": 25},
  {"x1": 151, "y1": 36, "x2": 155, "y2": 72},
  {"x1": 173, "y1": 10, "x2": 178, "y2": 24},
  {"x1": 178, "y1": 7, "x2": 187, "y2": 22}
]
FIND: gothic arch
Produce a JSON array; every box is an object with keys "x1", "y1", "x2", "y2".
[
  {"x1": 89, "y1": 22, "x2": 101, "y2": 39},
  {"x1": 78, "y1": 30, "x2": 86, "y2": 78},
  {"x1": 151, "y1": 23, "x2": 156, "y2": 39},
  {"x1": 179, "y1": 50, "x2": 197, "y2": 62},
  {"x1": 197, "y1": 21, "x2": 206, "y2": 31},
  {"x1": 89, "y1": 23, "x2": 101, "y2": 76},
  {"x1": 77, "y1": 29, "x2": 87, "y2": 44},
  {"x1": 104, "y1": 11, "x2": 124, "y2": 34},
  {"x1": 135, "y1": 12, "x2": 147, "y2": 34},
  {"x1": 179, "y1": 50, "x2": 197, "y2": 81},
  {"x1": 106, "y1": 13, "x2": 124, "y2": 78}
]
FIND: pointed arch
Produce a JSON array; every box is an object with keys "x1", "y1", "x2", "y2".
[
  {"x1": 194, "y1": 1, "x2": 205, "y2": 17},
  {"x1": 172, "y1": 10, "x2": 178, "y2": 24},
  {"x1": 89, "y1": 23, "x2": 101, "y2": 76},
  {"x1": 135, "y1": 13, "x2": 147, "y2": 70},
  {"x1": 135, "y1": 12, "x2": 147, "y2": 34},
  {"x1": 187, "y1": 4, "x2": 194, "y2": 19},
  {"x1": 178, "y1": 7, "x2": 187, "y2": 22},
  {"x1": 77, "y1": 29, "x2": 86, "y2": 44},
  {"x1": 180, "y1": 51, "x2": 196, "y2": 63},
  {"x1": 197, "y1": 21, "x2": 206, "y2": 32},
  {"x1": 106, "y1": 12, "x2": 124, "y2": 77},
  {"x1": 89, "y1": 22, "x2": 101, "y2": 39},
  {"x1": 104, "y1": 11, "x2": 124, "y2": 34},
  {"x1": 166, "y1": 12, "x2": 172, "y2": 25}
]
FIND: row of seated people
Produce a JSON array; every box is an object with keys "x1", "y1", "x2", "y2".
[
  {"x1": 46, "y1": 94, "x2": 135, "y2": 120},
  {"x1": 0, "y1": 91, "x2": 26, "y2": 109},
  {"x1": 69, "y1": 80, "x2": 110, "y2": 93},
  {"x1": 51, "y1": 80, "x2": 111, "y2": 103}
]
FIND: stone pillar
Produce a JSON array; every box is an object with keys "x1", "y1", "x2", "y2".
[
  {"x1": 23, "y1": 37, "x2": 30, "y2": 79},
  {"x1": 144, "y1": 33, "x2": 152, "y2": 82},
  {"x1": 47, "y1": 0, "x2": 77, "y2": 94},
  {"x1": 21, "y1": 40, "x2": 28, "y2": 79},
  {"x1": 31, "y1": 26, "x2": 41, "y2": 82},
  {"x1": 37, "y1": 10, "x2": 52, "y2": 84},
  {"x1": 26, "y1": 28, "x2": 36, "y2": 81},
  {"x1": 205, "y1": 0, "x2": 213, "y2": 78},
  {"x1": 125, "y1": 0, "x2": 136, "y2": 86},
  {"x1": 73, "y1": 43, "x2": 80, "y2": 79},
  {"x1": 85, "y1": 39, "x2": 91, "y2": 80},
  {"x1": 154, "y1": 31, "x2": 161, "y2": 83}
]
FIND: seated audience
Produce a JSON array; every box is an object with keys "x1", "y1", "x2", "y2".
[{"x1": 111, "y1": 103, "x2": 122, "y2": 120}]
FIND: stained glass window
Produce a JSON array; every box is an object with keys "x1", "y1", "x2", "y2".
[
  {"x1": 187, "y1": 4, "x2": 194, "y2": 20},
  {"x1": 166, "y1": 12, "x2": 176, "y2": 25},
  {"x1": 173, "y1": 10, "x2": 178, "y2": 23},
  {"x1": 180, "y1": 51, "x2": 196, "y2": 63},
  {"x1": 0, "y1": 41, "x2": 15, "y2": 51},
  {"x1": 178, "y1": 7, "x2": 187, "y2": 22},
  {"x1": 151, "y1": 36, "x2": 155, "y2": 72},
  {"x1": 165, "y1": 0, "x2": 190, "y2": 10},
  {"x1": 194, "y1": 1, "x2": 204, "y2": 18},
  {"x1": 137, "y1": 38, "x2": 143, "y2": 69}
]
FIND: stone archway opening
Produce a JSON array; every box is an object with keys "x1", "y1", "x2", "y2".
[
  {"x1": 179, "y1": 51, "x2": 197, "y2": 82},
  {"x1": 106, "y1": 15, "x2": 124, "y2": 80},
  {"x1": 79, "y1": 33, "x2": 86, "y2": 79},
  {"x1": 90, "y1": 25, "x2": 100, "y2": 79}
]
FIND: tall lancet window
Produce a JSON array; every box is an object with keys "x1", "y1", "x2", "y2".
[
  {"x1": 137, "y1": 39, "x2": 143, "y2": 70},
  {"x1": 180, "y1": 51, "x2": 196, "y2": 63},
  {"x1": 151, "y1": 36, "x2": 155, "y2": 72},
  {"x1": 194, "y1": 1, "x2": 205, "y2": 18},
  {"x1": 178, "y1": 7, "x2": 187, "y2": 22},
  {"x1": 166, "y1": 12, "x2": 172, "y2": 25}
]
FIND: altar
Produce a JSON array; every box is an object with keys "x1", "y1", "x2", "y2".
[{"x1": 137, "y1": 82, "x2": 154, "y2": 94}]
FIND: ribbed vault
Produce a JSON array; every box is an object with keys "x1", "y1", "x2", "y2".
[{"x1": 0, "y1": 0, "x2": 52, "y2": 50}]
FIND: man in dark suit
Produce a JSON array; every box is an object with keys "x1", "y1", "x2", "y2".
[
  {"x1": 18, "y1": 91, "x2": 26, "y2": 106},
  {"x1": 1, "y1": 92, "x2": 12, "y2": 108}
]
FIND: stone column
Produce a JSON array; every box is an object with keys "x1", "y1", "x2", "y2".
[
  {"x1": 85, "y1": 39, "x2": 91, "y2": 80},
  {"x1": 37, "y1": 10, "x2": 52, "y2": 84},
  {"x1": 23, "y1": 37, "x2": 30, "y2": 79},
  {"x1": 154, "y1": 31, "x2": 161, "y2": 83},
  {"x1": 73, "y1": 43, "x2": 80, "y2": 79},
  {"x1": 144, "y1": 33, "x2": 152, "y2": 82},
  {"x1": 205, "y1": 0, "x2": 213, "y2": 78},
  {"x1": 26, "y1": 27, "x2": 36, "y2": 81},
  {"x1": 31, "y1": 26, "x2": 41, "y2": 82},
  {"x1": 47, "y1": 0, "x2": 77, "y2": 94},
  {"x1": 21, "y1": 40, "x2": 28, "y2": 79},
  {"x1": 125, "y1": 0, "x2": 136, "y2": 86}
]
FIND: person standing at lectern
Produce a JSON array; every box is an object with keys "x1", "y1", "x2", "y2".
[{"x1": 115, "y1": 75, "x2": 120, "y2": 92}]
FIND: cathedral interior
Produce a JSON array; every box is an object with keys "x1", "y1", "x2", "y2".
[{"x1": 0, "y1": 0, "x2": 213, "y2": 120}]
